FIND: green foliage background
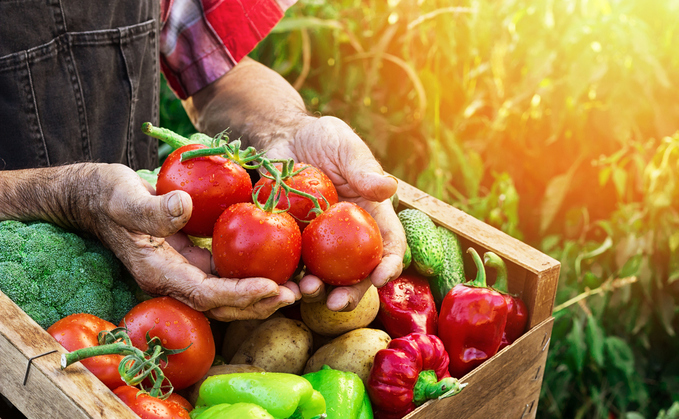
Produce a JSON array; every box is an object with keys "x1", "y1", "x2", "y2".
[{"x1": 161, "y1": 0, "x2": 679, "y2": 417}]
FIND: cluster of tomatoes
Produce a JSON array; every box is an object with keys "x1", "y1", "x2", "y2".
[
  {"x1": 156, "y1": 143, "x2": 383, "y2": 287},
  {"x1": 48, "y1": 297, "x2": 214, "y2": 419}
]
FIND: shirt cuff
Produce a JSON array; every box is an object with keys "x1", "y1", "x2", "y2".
[{"x1": 161, "y1": 0, "x2": 292, "y2": 100}]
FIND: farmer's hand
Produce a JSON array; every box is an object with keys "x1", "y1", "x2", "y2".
[
  {"x1": 183, "y1": 57, "x2": 406, "y2": 312},
  {"x1": 0, "y1": 163, "x2": 299, "y2": 321},
  {"x1": 264, "y1": 116, "x2": 407, "y2": 311}
]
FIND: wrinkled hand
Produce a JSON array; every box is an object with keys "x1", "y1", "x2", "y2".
[
  {"x1": 264, "y1": 116, "x2": 407, "y2": 311},
  {"x1": 80, "y1": 163, "x2": 299, "y2": 321}
]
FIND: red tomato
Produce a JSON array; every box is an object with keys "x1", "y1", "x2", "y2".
[
  {"x1": 47, "y1": 313, "x2": 125, "y2": 390},
  {"x1": 114, "y1": 385, "x2": 190, "y2": 419},
  {"x1": 120, "y1": 297, "x2": 215, "y2": 390},
  {"x1": 166, "y1": 393, "x2": 193, "y2": 413},
  {"x1": 156, "y1": 143, "x2": 253, "y2": 237},
  {"x1": 212, "y1": 202, "x2": 302, "y2": 284},
  {"x1": 254, "y1": 163, "x2": 338, "y2": 231},
  {"x1": 302, "y1": 201, "x2": 383, "y2": 286}
]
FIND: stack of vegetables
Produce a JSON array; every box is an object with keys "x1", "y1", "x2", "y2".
[{"x1": 0, "y1": 124, "x2": 530, "y2": 419}]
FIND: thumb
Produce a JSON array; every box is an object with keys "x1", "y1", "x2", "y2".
[
  {"x1": 344, "y1": 159, "x2": 398, "y2": 203},
  {"x1": 111, "y1": 189, "x2": 194, "y2": 237}
]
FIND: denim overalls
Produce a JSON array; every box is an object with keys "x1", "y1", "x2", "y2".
[{"x1": 0, "y1": 0, "x2": 160, "y2": 171}]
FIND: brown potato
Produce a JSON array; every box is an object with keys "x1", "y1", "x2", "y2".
[
  {"x1": 300, "y1": 285, "x2": 380, "y2": 337},
  {"x1": 220, "y1": 311, "x2": 284, "y2": 362},
  {"x1": 303, "y1": 327, "x2": 391, "y2": 384},
  {"x1": 229, "y1": 317, "x2": 313, "y2": 374}
]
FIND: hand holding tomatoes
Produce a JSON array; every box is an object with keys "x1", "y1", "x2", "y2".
[{"x1": 259, "y1": 116, "x2": 407, "y2": 311}]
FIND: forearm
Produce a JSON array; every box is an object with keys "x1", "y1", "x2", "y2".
[
  {"x1": 0, "y1": 164, "x2": 99, "y2": 232},
  {"x1": 182, "y1": 57, "x2": 312, "y2": 150}
]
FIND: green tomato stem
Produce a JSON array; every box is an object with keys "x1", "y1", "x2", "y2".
[
  {"x1": 61, "y1": 341, "x2": 142, "y2": 369},
  {"x1": 142, "y1": 122, "x2": 210, "y2": 149}
]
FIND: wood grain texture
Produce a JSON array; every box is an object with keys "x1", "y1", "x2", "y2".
[
  {"x1": 0, "y1": 292, "x2": 137, "y2": 419},
  {"x1": 405, "y1": 317, "x2": 554, "y2": 419}
]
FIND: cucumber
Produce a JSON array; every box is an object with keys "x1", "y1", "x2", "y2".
[
  {"x1": 398, "y1": 209, "x2": 444, "y2": 277},
  {"x1": 402, "y1": 242, "x2": 412, "y2": 270},
  {"x1": 430, "y1": 226, "x2": 466, "y2": 307}
]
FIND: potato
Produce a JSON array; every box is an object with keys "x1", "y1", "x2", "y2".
[
  {"x1": 221, "y1": 311, "x2": 284, "y2": 361},
  {"x1": 229, "y1": 317, "x2": 313, "y2": 374},
  {"x1": 304, "y1": 328, "x2": 391, "y2": 384},
  {"x1": 183, "y1": 364, "x2": 264, "y2": 406},
  {"x1": 300, "y1": 285, "x2": 380, "y2": 336}
]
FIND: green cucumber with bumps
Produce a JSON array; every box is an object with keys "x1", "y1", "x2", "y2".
[
  {"x1": 431, "y1": 226, "x2": 466, "y2": 307},
  {"x1": 398, "y1": 209, "x2": 444, "y2": 277},
  {"x1": 402, "y1": 242, "x2": 412, "y2": 270}
]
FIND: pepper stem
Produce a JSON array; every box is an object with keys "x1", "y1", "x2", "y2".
[
  {"x1": 484, "y1": 251, "x2": 510, "y2": 294},
  {"x1": 412, "y1": 370, "x2": 465, "y2": 406},
  {"x1": 467, "y1": 247, "x2": 487, "y2": 288}
]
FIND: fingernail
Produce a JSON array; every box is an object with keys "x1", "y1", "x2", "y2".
[
  {"x1": 167, "y1": 193, "x2": 184, "y2": 217},
  {"x1": 338, "y1": 300, "x2": 352, "y2": 312},
  {"x1": 307, "y1": 286, "x2": 322, "y2": 298}
]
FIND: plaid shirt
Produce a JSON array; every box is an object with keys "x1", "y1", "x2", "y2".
[{"x1": 160, "y1": 0, "x2": 296, "y2": 99}]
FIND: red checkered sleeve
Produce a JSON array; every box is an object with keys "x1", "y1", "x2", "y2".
[{"x1": 160, "y1": 0, "x2": 297, "y2": 99}]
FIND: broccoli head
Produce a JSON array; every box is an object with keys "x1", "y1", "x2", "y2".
[{"x1": 0, "y1": 220, "x2": 139, "y2": 329}]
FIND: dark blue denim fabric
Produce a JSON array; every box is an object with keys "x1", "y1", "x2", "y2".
[{"x1": 0, "y1": 0, "x2": 160, "y2": 170}]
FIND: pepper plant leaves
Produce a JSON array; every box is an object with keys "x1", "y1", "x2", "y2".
[
  {"x1": 585, "y1": 314, "x2": 605, "y2": 369},
  {"x1": 539, "y1": 157, "x2": 582, "y2": 234},
  {"x1": 565, "y1": 317, "x2": 586, "y2": 374}
]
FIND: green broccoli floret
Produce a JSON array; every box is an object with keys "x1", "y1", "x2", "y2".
[
  {"x1": 22, "y1": 302, "x2": 61, "y2": 329},
  {"x1": 0, "y1": 262, "x2": 40, "y2": 304},
  {"x1": 0, "y1": 220, "x2": 27, "y2": 233},
  {"x1": 110, "y1": 281, "x2": 139, "y2": 325},
  {"x1": 0, "y1": 231, "x2": 25, "y2": 263},
  {"x1": 39, "y1": 270, "x2": 80, "y2": 307},
  {"x1": 0, "y1": 220, "x2": 140, "y2": 329},
  {"x1": 70, "y1": 252, "x2": 114, "y2": 288},
  {"x1": 59, "y1": 282, "x2": 114, "y2": 320}
]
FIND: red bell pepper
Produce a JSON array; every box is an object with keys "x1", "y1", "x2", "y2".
[
  {"x1": 366, "y1": 333, "x2": 465, "y2": 419},
  {"x1": 484, "y1": 251, "x2": 528, "y2": 350},
  {"x1": 376, "y1": 272, "x2": 438, "y2": 338},
  {"x1": 438, "y1": 248, "x2": 508, "y2": 379}
]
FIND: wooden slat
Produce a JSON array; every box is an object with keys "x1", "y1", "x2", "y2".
[
  {"x1": 406, "y1": 317, "x2": 554, "y2": 419},
  {"x1": 0, "y1": 292, "x2": 137, "y2": 419}
]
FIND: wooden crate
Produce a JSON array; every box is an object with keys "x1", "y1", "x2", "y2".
[
  {"x1": 0, "y1": 178, "x2": 559, "y2": 419},
  {"x1": 395, "y1": 179, "x2": 560, "y2": 419}
]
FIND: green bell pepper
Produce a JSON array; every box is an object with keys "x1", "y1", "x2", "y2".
[
  {"x1": 193, "y1": 402, "x2": 274, "y2": 419},
  {"x1": 295, "y1": 365, "x2": 373, "y2": 419},
  {"x1": 198, "y1": 372, "x2": 326, "y2": 419}
]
